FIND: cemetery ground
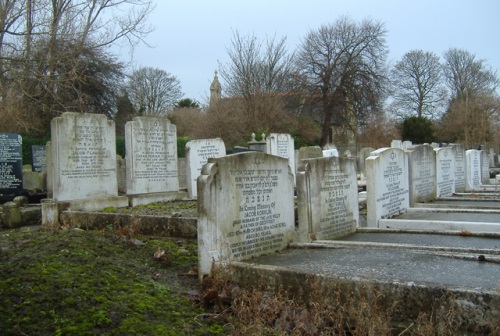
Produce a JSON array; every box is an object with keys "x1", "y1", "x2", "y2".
[{"x1": 1, "y1": 202, "x2": 499, "y2": 335}]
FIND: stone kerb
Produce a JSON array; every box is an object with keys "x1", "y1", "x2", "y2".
[
  {"x1": 366, "y1": 148, "x2": 409, "y2": 228},
  {"x1": 296, "y1": 156, "x2": 359, "y2": 242},
  {"x1": 125, "y1": 117, "x2": 179, "y2": 205},
  {"x1": 51, "y1": 112, "x2": 121, "y2": 203},
  {"x1": 266, "y1": 133, "x2": 295, "y2": 180},
  {"x1": 407, "y1": 145, "x2": 436, "y2": 206},
  {"x1": 197, "y1": 152, "x2": 296, "y2": 281},
  {"x1": 434, "y1": 147, "x2": 455, "y2": 197},
  {"x1": 465, "y1": 150, "x2": 481, "y2": 191},
  {"x1": 450, "y1": 144, "x2": 466, "y2": 193},
  {"x1": 480, "y1": 150, "x2": 490, "y2": 185},
  {"x1": 185, "y1": 138, "x2": 225, "y2": 198}
]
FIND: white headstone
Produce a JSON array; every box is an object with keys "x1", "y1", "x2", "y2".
[
  {"x1": 266, "y1": 133, "x2": 295, "y2": 178},
  {"x1": 402, "y1": 141, "x2": 413, "y2": 151},
  {"x1": 125, "y1": 117, "x2": 179, "y2": 194},
  {"x1": 297, "y1": 156, "x2": 359, "y2": 241},
  {"x1": 356, "y1": 147, "x2": 375, "y2": 176},
  {"x1": 391, "y1": 140, "x2": 402, "y2": 149},
  {"x1": 197, "y1": 152, "x2": 296, "y2": 280},
  {"x1": 366, "y1": 148, "x2": 409, "y2": 227},
  {"x1": 450, "y1": 144, "x2": 466, "y2": 193},
  {"x1": 407, "y1": 145, "x2": 436, "y2": 206},
  {"x1": 465, "y1": 150, "x2": 481, "y2": 191},
  {"x1": 185, "y1": 138, "x2": 225, "y2": 198},
  {"x1": 50, "y1": 112, "x2": 119, "y2": 202},
  {"x1": 480, "y1": 150, "x2": 490, "y2": 185},
  {"x1": 434, "y1": 147, "x2": 455, "y2": 197}
]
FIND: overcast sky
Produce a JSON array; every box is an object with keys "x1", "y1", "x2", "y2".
[{"x1": 119, "y1": 0, "x2": 500, "y2": 104}]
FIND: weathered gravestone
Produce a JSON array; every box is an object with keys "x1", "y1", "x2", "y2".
[
  {"x1": 296, "y1": 156, "x2": 359, "y2": 242},
  {"x1": 356, "y1": 147, "x2": 375, "y2": 177},
  {"x1": 266, "y1": 133, "x2": 295, "y2": 180},
  {"x1": 391, "y1": 140, "x2": 402, "y2": 149},
  {"x1": 465, "y1": 150, "x2": 481, "y2": 191},
  {"x1": 48, "y1": 112, "x2": 126, "y2": 208},
  {"x1": 450, "y1": 144, "x2": 466, "y2": 193},
  {"x1": 197, "y1": 152, "x2": 296, "y2": 281},
  {"x1": 366, "y1": 148, "x2": 409, "y2": 228},
  {"x1": 125, "y1": 117, "x2": 179, "y2": 205},
  {"x1": 186, "y1": 138, "x2": 225, "y2": 198},
  {"x1": 407, "y1": 145, "x2": 436, "y2": 206},
  {"x1": 0, "y1": 133, "x2": 23, "y2": 195},
  {"x1": 480, "y1": 150, "x2": 490, "y2": 185},
  {"x1": 434, "y1": 147, "x2": 455, "y2": 197},
  {"x1": 31, "y1": 145, "x2": 46, "y2": 173}
]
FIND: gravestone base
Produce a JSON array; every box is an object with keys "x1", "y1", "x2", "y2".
[
  {"x1": 127, "y1": 191, "x2": 188, "y2": 207},
  {"x1": 41, "y1": 199, "x2": 69, "y2": 229},
  {"x1": 67, "y1": 196, "x2": 128, "y2": 212}
]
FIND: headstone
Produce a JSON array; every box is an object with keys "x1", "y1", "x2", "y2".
[
  {"x1": 298, "y1": 146, "x2": 323, "y2": 161},
  {"x1": 489, "y1": 148, "x2": 495, "y2": 167},
  {"x1": 356, "y1": 147, "x2": 375, "y2": 176},
  {"x1": 197, "y1": 152, "x2": 296, "y2": 280},
  {"x1": 248, "y1": 133, "x2": 267, "y2": 152},
  {"x1": 450, "y1": 144, "x2": 466, "y2": 193},
  {"x1": 480, "y1": 150, "x2": 490, "y2": 184},
  {"x1": 125, "y1": 117, "x2": 179, "y2": 195},
  {"x1": 407, "y1": 145, "x2": 436, "y2": 206},
  {"x1": 322, "y1": 148, "x2": 339, "y2": 157},
  {"x1": 31, "y1": 145, "x2": 47, "y2": 173},
  {"x1": 434, "y1": 147, "x2": 455, "y2": 197},
  {"x1": 465, "y1": 150, "x2": 481, "y2": 191},
  {"x1": 50, "y1": 112, "x2": 121, "y2": 203},
  {"x1": 402, "y1": 141, "x2": 413, "y2": 151},
  {"x1": 366, "y1": 148, "x2": 409, "y2": 227},
  {"x1": 297, "y1": 156, "x2": 359, "y2": 242},
  {"x1": 185, "y1": 138, "x2": 225, "y2": 198},
  {"x1": 0, "y1": 133, "x2": 23, "y2": 194},
  {"x1": 391, "y1": 140, "x2": 402, "y2": 149},
  {"x1": 266, "y1": 133, "x2": 295, "y2": 178},
  {"x1": 116, "y1": 154, "x2": 127, "y2": 194}
]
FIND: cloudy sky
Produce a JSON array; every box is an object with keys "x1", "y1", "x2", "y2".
[{"x1": 119, "y1": 0, "x2": 500, "y2": 104}]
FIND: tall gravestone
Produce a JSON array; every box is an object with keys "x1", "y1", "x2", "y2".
[
  {"x1": 266, "y1": 133, "x2": 295, "y2": 179},
  {"x1": 356, "y1": 147, "x2": 375, "y2": 177},
  {"x1": 0, "y1": 133, "x2": 23, "y2": 195},
  {"x1": 434, "y1": 147, "x2": 455, "y2": 197},
  {"x1": 450, "y1": 144, "x2": 466, "y2": 193},
  {"x1": 465, "y1": 150, "x2": 481, "y2": 191},
  {"x1": 197, "y1": 152, "x2": 296, "y2": 281},
  {"x1": 49, "y1": 113, "x2": 125, "y2": 207},
  {"x1": 480, "y1": 151, "x2": 490, "y2": 185},
  {"x1": 407, "y1": 145, "x2": 436, "y2": 206},
  {"x1": 125, "y1": 117, "x2": 179, "y2": 205},
  {"x1": 297, "y1": 156, "x2": 359, "y2": 242},
  {"x1": 31, "y1": 145, "x2": 46, "y2": 173},
  {"x1": 366, "y1": 148, "x2": 409, "y2": 227},
  {"x1": 185, "y1": 138, "x2": 225, "y2": 198}
]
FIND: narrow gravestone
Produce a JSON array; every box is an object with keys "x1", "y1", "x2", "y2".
[
  {"x1": 465, "y1": 150, "x2": 481, "y2": 191},
  {"x1": 185, "y1": 138, "x2": 225, "y2": 198},
  {"x1": 0, "y1": 133, "x2": 23, "y2": 194},
  {"x1": 125, "y1": 117, "x2": 179, "y2": 199},
  {"x1": 197, "y1": 152, "x2": 296, "y2": 281},
  {"x1": 296, "y1": 156, "x2": 359, "y2": 242},
  {"x1": 31, "y1": 145, "x2": 46, "y2": 173},
  {"x1": 356, "y1": 147, "x2": 375, "y2": 177},
  {"x1": 266, "y1": 133, "x2": 295, "y2": 179},
  {"x1": 50, "y1": 112, "x2": 121, "y2": 203},
  {"x1": 480, "y1": 150, "x2": 490, "y2": 185},
  {"x1": 434, "y1": 147, "x2": 455, "y2": 197},
  {"x1": 366, "y1": 148, "x2": 409, "y2": 227},
  {"x1": 450, "y1": 144, "x2": 466, "y2": 193},
  {"x1": 407, "y1": 145, "x2": 436, "y2": 206}
]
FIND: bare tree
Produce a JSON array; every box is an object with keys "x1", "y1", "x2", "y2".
[
  {"x1": 126, "y1": 66, "x2": 183, "y2": 116},
  {"x1": 389, "y1": 50, "x2": 447, "y2": 119},
  {"x1": 443, "y1": 48, "x2": 499, "y2": 101},
  {"x1": 295, "y1": 17, "x2": 388, "y2": 146}
]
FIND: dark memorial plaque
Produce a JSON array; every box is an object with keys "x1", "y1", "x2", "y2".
[
  {"x1": 31, "y1": 145, "x2": 47, "y2": 173},
  {"x1": 0, "y1": 133, "x2": 23, "y2": 194}
]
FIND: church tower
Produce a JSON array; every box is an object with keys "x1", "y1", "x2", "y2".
[{"x1": 209, "y1": 70, "x2": 222, "y2": 106}]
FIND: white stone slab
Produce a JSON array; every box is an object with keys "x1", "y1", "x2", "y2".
[
  {"x1": 185, "y1": 138, "x2": 225, "y2": 198},
  {"x1": 465, "y1": 150, "x2": 481, "y2": 191},
  {"x1": 297, "y1": 156, "x2": 359, "y2": 242},
  {"x1": 51, "y1": 112, "x2": 118, "y2": 201},
  {"x1": 450, "y1": 144, "x2": 466, "y2": 193},
  {"x1": 366, "y1": 148, "x2": 409, "y2": 227},
  {"x1": 480, "y1": 150, "x2": 490, "y2": 185},
  {"x1": 125, "y1": 117, "x2": 179, "y2": 195},
  {"x1": 434, "y1": 147, "x2": 455, "y2": 197},
  {"x1": 391, "y1": 140, "x2": 402, "y2": 149},
  {"x1": 266, "y1": 133, "x2": 295, "y2": 179},
  {"x1": 407, "y1": 145, "x2": 436, "y2": 206},
  {"x1": 197, "y1": 152, "x2": 296, "y2": 280}
]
